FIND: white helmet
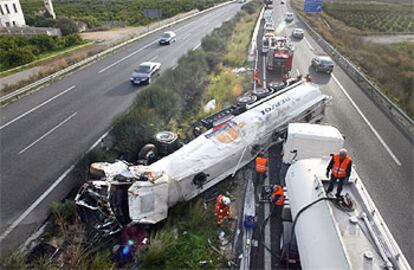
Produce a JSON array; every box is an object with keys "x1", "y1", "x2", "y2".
[{"x1": 221, "y1": 196, "x2": 231, "y2": 206}]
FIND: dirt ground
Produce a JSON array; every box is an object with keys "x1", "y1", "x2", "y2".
[{"x1": 362, "y1": 34, "x2": 414, "y2": 44}]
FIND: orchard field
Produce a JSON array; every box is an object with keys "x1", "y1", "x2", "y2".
[{"x1": 324, "y1": 2, "x2": 414, "y2": 33}]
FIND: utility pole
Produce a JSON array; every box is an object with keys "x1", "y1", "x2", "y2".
[{"x1": 44, "y1": 0, "x2": 56, "y2": 19}]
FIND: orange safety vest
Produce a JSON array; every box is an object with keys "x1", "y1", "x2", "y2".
[
  {"x1": 215, "y1": 195, "x2": 231, "y2": 217},
  {"x1": 332, "y1": 154, "x2": 352, "y2": 178},
  {"x1": 272, "y1": 185, "x2": 285, "y2": 206},
  {"x1": 255, "y1": 157, "x2": 268, "y2": 173}
]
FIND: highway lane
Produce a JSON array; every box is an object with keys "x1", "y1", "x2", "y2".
[
  {"x1": 0, "y1": 2, "x2": 243, "y2": 248},
  {"x1": 268, "y1": 1, "x2": 413, "y2": 264}
]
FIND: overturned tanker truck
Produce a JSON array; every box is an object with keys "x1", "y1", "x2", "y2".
[{"x1": 75, "y1": 80, "x2": 330, "y2": 235}]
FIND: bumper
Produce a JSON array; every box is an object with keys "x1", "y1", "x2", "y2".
[{"x1": 130, "y1": 78, "x2": 149, "y2": 85}]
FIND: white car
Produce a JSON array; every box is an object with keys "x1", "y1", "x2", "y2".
[
  {"x1": 130, "y1": 62, "x2": 161, "y2": 85},
  {"x1": 292, "y1": 28, "x2": 304, "y2": 39},
  {"x1": 159, "y1": 31, "x2": 176, "y2": 45},
  {"x1": 285, "y1": 12, "x2": 294, "y2": 22}
]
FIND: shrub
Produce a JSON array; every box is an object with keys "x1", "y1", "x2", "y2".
[
  {"x1": 55, "y1": 17, "x2": 78, "y2": 36},
  {"x1": 0, "y1": 47, "x2": 35, "y2": 67}
]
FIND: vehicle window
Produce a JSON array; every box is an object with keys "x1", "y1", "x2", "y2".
[
  {"x1": 136, "y1": 65, "x2": 151, "y2": 73},
  {"x1": 161, "y1": 33, "x2": 171, "y2": 38}
]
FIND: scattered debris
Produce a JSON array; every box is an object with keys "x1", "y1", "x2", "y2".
[{"x1": 204, "y1": 99, "x2": 216, "y2": 112}]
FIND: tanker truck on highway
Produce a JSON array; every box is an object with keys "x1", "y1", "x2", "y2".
[
  {"x1": 75, "y1": 80, "x2": 330, "y2": 234},
  {"x1": 278, "y1": 123, "x2": 410, "y2": 269}
]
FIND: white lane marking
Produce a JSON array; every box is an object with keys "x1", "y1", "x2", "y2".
[
  {"x1": 0, "y1": 128, "x2": 111, "y2": 243},
  {"x1": 0, "y1": 86, "x2": 76, "y2": 131},
  {"x1": 0, "y1": 164, "x2": 75, "y2": 243},
  {"x1": 303, "y1": 37, "x2": 314, "y2": 50},
  {"x1": 18, "y1": 112, "x2": 78, "y2": 155},
  {"x1": 181, "y1": 33, "x2": 191, "y2": 40},
  {"x1": 193, "y1": 42, "x2": 201, "y2": 50},
  {"x1": 264, "y1": 175, "x2": 271, "y2": 270},
  {"x1": 98, "y1": 41, "x2": 157, "y2": 73},
  {"x1": 148, "y1": 56, "x2": 158, "y2": 62},
  {"x1": 332, "y1": 75, "x2": 402, "y2": 166}
]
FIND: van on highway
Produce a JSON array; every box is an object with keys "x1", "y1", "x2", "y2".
[{"x1": 285, "y1": 12, "x2": 294, "y2": 22}]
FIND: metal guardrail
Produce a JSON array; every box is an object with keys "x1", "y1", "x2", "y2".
[
  {"x1": 0, "y1": 1, "x2": 236, "y2": 104},
  {"x1": 294, "y1": 13, "x2": 414, "y2": 137}
]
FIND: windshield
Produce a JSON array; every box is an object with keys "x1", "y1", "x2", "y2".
[
  {"x1": 161, "y1": 33, "x2": 171, "y2": 39},
  {"x1": 135, "y1": 65, "x2": 151, "y2": 73}
]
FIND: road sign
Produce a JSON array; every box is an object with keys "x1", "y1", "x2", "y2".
[
  {"x1": 304, "y1": 0, "x2": 323, "y2": 13},
  {"x1": 144, "y1": 9, "x2": 162, "y2": 19}
]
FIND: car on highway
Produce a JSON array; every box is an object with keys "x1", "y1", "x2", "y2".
[
  {"x1": 159, "y1": 31, "x2": 176, "y2": 45},
  {"x1": 130, "y1": 62, "x2": 161, "y2": 85},
  {"x1": 311, "y1": 56, "x2": 334, "y2": 74},
  {"x1": 292, "y1": 28, "x2": 304, "y2": 39},
  {"x1": 265, "y1": 4, "x2": 273, "y2": 9},
  {"x1": 285, "y1": 12, "x2": 294, "y2": 22}
]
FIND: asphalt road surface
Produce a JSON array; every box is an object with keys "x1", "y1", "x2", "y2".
[
  {"x1": 0, "y1": 2, "x2": 244, "y2": 251},
  {"x1": 252, "y1": 1, "x2": 413, "y2": 267}
]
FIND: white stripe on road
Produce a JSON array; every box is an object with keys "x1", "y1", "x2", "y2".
[
  {"x1": 332, "y1": 75, "x2": 402, "y2": 166},
  {"x1": 303, "y1": 37, "x2": 314, "y2": 50},
  {"x1": 148, "y1": 56, "x2": 158, "y2": 62},
  {"x1": 193, "y1": 42, "x2": 201, "y2": 50},
  {"x1": 0, "y1": 86, "x2": 76, "y2": 131},
  {"x1": 181, "y1": 33, "x2": 191, "y2": 40},
  {"x1": 0, "y1": 128, "x2": 111, "y2": 243},
  {"x1": 18, "y1": 112, "x2": 78, "y2": 155},
  {"x1": 98, "y1": 41, "x2": 157, "y2": 73}
]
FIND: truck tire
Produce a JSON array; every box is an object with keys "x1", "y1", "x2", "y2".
[
  {"x1": 154, "y1": 131, "x2": 180, "y2": 156},
  {"x1": 236, "y1": 94, "x2": 257, "y2": 107},
  {"x1": 89, "y1": 163, "x2": 107, "y2": 180},
  {"x1": 253, "y1": 87, "x2": 271, "y2": 99},
  {"x1": 138, "y1": 144, "x2": 159, "y2": 163}
]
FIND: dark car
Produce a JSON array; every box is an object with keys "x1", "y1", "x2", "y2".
[
  {"x1": 130, "y1": 62, "x2": 161, "y2": 85},
  {"x1": 311, "y1": 56, "x2": 334, "y2": 74},
  {"x1": 159, "y1": 31, "x2": 176, "y2": 45}
]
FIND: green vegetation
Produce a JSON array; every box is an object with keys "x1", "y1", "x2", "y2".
[
  {"x1": 21, "y1": 0, "x2": 228, "y2": 27},
  {"x1": 0, "y1": 34, "x2": 84, "y2": 71},
  {"x1": 323, "y1": 1, "x2": 414, "y2": 33},
  {"x1": 292, "y1": 0, "x2": 414, "y2": 116}
]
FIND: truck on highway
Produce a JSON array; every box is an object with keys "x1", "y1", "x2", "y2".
[
  {"x1": 277, "y1": 123, "x2": 411, "y2": 269},
  {"x1": 266, "y1": 36, "x2": 294, "y2": 79},
  {"x1": 75, "y1": 80, "x2": 330, "y2": 234}
]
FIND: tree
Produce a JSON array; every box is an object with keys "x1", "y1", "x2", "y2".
[{"x1": 55, "y1": 18, "x2": 78, "y2": 36}]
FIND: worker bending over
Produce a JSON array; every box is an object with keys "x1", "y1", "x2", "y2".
[
  {"x1": 326, "y1": 148, "x2": 352, "y2": 198},
  {"x1": 215, "y1": 195, "x2": 232, "y2": 225},
  {"x1": 271, "y1": 185, "x2": 285, "y2": 207},
  {"x1": 255, "y1": 153, "x2": 268, "y2": 181}
]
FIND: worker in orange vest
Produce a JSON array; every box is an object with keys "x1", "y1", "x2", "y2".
[
  {"x1": 215, "y1": 195, "x2": 232, "y2": 225},
  {"x1": 271, "y1": 185, "x2": 285, "y2": 206},
  {"x1": 255, "y1": 152, "x2": 268, "y2": 181},
  {"x1": 326, "y1": 148, "x2": 352, "y2": 198}
]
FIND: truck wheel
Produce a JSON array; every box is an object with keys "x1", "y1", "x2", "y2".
[
  {"x1": 154, "y1": 131, "x2": 180, "y2": 156},
  {"x1": 253, "y1": 87, "x2": 271, "y2": 99},
  {"x1": 236, "y1": 94, "x2": 257, "y2": 107},
  {"x1": 138, "y1": 144, "x2": 159, "y2": 163}
]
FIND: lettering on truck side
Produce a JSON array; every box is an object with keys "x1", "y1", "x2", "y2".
[{"x1": 260, "y1": 97, "x2": 291, "y2": 115}]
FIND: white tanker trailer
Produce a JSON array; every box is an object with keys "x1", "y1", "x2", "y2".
[
  {"x1": 280, "y1": 123, "x2": 410, "y2": 270},
  {"x1": 75, "y1": 81, "x2": 330, "y2": 234}
]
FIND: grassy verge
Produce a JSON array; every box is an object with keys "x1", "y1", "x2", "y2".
[
  {"x1": 0, "y1": 1, "x2": 261, "y2": 268},
  {"x1": 291, "y1": 0, "x2": 414, "y2": 117}
]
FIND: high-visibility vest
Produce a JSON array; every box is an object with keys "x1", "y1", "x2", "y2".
[
  {"x1": 272, "y1": 185, "x2": 284, "y2": 206},
  {"x1": 215, "y1": 195, "x2": 230, "y2": 216},
  {"x1": 332, "y1": 154, "x2": 352, "y2": 178},
  {"x1": 255, "y1": 157, "x2": 267, "y2": 173}
]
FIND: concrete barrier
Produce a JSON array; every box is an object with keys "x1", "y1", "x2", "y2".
[
  {"x1": 294, "y1": 13, "x2": 414, "y2": 137},
  {"x1": 0, "y1": 1, "x2": 236, "y2": 104}
]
